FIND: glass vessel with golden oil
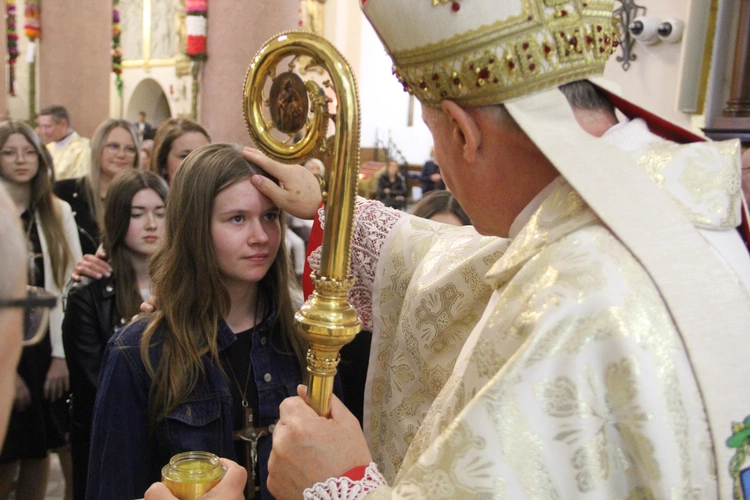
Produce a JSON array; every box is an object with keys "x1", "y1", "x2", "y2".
[{"x1": 161, "y1": 451, "x2": 225, "y2": 499}]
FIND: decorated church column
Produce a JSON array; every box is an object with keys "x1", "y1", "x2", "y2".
[
  {"x1": 39, "y1": 0, "x2": 109, "y2": 137},
  {"x1": 200, "y1": 0, "x2": 299, "y2": 143}
]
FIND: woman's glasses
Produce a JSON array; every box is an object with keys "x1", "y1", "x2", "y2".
[
  {"x1": 0, "y1": 286, "x2": 58, "y2": 346},
  {"x1": 104, "y1": 142, "x2": 138, "y2": 156}
]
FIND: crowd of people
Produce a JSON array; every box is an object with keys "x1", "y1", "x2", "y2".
[{"x1": 0, "y1": 1, "x2": 749, "y2": 499}]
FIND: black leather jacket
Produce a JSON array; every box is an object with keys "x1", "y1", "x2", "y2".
[
  {"x1": 53, "y1": 178, "x2": 99, "y2": 256},
  {"x1": 62, "y1": 275, "x2": 126, "y2": 500}
]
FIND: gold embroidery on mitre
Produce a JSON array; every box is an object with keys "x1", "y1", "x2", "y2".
[{"x1": 385, "y1": 0, "x2": 617, "y2": 107}]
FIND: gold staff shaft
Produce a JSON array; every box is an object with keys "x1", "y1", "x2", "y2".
[{"x1": 243, "y1": 32, "x2": 361, "y2": 416}]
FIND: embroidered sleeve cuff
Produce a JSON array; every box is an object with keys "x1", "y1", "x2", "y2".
[{"x1": 302, "y1": 462, "x2": 387, "y2": 500}]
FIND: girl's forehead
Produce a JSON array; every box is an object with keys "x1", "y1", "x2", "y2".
[{"x1": 213, "y1": 178, "x2": 277, "y2": 210}]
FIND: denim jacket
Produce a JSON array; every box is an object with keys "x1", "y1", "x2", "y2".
[{"x1": 86, "y1": 315, "x2": 307, "y2": 500}]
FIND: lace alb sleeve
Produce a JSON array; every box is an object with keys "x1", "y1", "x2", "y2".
[
  {"x1": 306, "y1": 198, "x2": 406, "y2": 331},
  {"x1": 302, "y1": 463, "x2": 388, "y2": 500}
]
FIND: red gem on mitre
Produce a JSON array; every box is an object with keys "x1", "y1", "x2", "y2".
[{"x1": 451, "y1": 2, "x2": 460, "y2": 12}]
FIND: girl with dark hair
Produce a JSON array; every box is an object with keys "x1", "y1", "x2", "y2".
[
  {"x1": 62, "y1": 169, "x2": 168, "y2": 500},
  {"x1": 410, "y1": 189, "x2": 471, "y2": 226},
  {"x1": 149, "y1": 117, "x2": 210, "y2": 183},
  {"x1": 0, "y1": 120, "x2": 82, "y2": 500},
  {"x1": 88, "y1": 144, "x2": 315, "y2": 500}
]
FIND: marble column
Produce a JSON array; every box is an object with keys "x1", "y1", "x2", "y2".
[
  {"x1": 39, "y1": 1, "x2": 111, "y2": 138},
  {"x1": 200, "y1": 0, "x2": 299, "y2": 144}
]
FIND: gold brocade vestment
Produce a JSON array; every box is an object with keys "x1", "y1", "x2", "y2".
[{"x1": 343, "y1": 120, "x2": 746, "y2": 498}]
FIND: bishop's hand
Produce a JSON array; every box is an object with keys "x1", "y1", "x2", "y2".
[
  {"x1": 267, "y1": 385, "x2": 372, "y2": 499},
  {"x1": 244, "y1": 147, "x2": 322, "y2": 220}
]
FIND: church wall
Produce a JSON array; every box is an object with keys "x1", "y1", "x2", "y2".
[
  {"x1": 39, "y1": 1, "x2": 111, "y2": 138},
  {"x1": 358, "y1": 17, "x2": 433, "y2": 166},
  {"x1": 603, "y1": 0, "x2": 708, "y2": 132},
  {"x1": 200, "y1": 0, "x2": 300, "y2": 145}
]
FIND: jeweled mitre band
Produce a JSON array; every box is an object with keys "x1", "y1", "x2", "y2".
[{"x1": 363, "y1": 0, "x2": 617, "y2": 107}]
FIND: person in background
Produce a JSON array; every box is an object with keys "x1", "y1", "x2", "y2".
[
  {"x1": 140, "y1": 139, "x2": 154, "y2": 170},
  {"x1": 63, "y1": 170, "x2": 168, "y2": 500},
  {"x1": 376, "y1": 160, "x2": 407, "y2": 210},
  {"x1": 0, "y1": 120, "x2": 82, "y2": 500},
  {"x1": 38, "y1": 105, "x2": 92, "y2": 181},
  {"x1": 0, "y1": 184, "x2": 32, "y2": 448},
  {"x1": 410, "y1": 189, "x2": 470, "y2": 226},
  {"x1": 419, "y1": 147, "x2": 444, "y2": 194},
  {"x1": 87, "y1": 144, "x2": 314, "y2": 500},
  {"x1": 286, "y1": 158, "x2": 325, "y2": 247},
  {"x1": 742, "y1": 147, "x2": 750, "y2": 205},
  {"x1": 53, "y1": 119, "x2": 140, "y2": 257},
  {"x1": 149, "y1": 117, "x2": 210, "y2": 184},
  {"x1": 136, "y1": 111, "x2": 154, "y2": 142}
]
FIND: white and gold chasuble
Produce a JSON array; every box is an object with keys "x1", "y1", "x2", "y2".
[
  {"x1": 47, "y1": 133, "x2": 91, "y2": 180},
  {"x1": 309, "y1": 120, "x2": 746, "y2": 499}
]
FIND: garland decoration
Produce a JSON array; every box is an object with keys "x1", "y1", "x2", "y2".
[
  {"x1": 112, "y1": 0, "x2": 123, "y2": 97},
  {"x1": 24, "y1": 0, "x2": 40, "y2": 124},
  {"x1": 24, "y1": 0, "x2": 40, "y2": 39},
  {"x1": 6, "y1": 0, "x2": 18, "y2": 96},
  {"x1": 185, "y1": 0, "x2": 207, "y2": 119}
]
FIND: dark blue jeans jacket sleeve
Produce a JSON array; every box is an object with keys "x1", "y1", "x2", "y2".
[{"x1": 86, "y1": 329, "x2": 153, "y2": 500}]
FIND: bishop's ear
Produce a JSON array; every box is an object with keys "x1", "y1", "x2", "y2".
[{"x1": 441, "y1": 100, "x2": 480, "y2": 164}]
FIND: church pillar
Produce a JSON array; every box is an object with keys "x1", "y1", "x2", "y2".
[
  {"x1": 201, "y1": 0, "x2": 299, "y2": 144},
  {"x1": 39, "y1": 2, "x2": 110, "y2": 138},
  {"x1": 0, "y1": 16, "x2": 6, "y2": 120},
  {"x1": 723, "y1": 0, "x2": 750, "y2": 117}
]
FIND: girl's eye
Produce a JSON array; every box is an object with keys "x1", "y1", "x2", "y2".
[
  {"x1": 155, "y1": 211, "x2": 166, "y2": 219},
  {"x1": 130, "y1": 212, "x2": 143, "y2": 219},
  {"x1": 231, "y1": 215, "x2": 244, "y2": 223},
  {"x1": 263, "y1": 212, "x2": 279, "y2": 222}
]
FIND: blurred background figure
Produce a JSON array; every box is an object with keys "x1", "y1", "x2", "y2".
[
  {"x1": 54, "y1": 119, "x2": 140, "y2": 256},
  {"x1": 411, "y1": 190, "x2": 471, "y2": 226},
  {"x1": 742, "y1": 148, "x2": 750, "y2": 205},
  {"x1": 135, "y1": 111, "x2": 154, "y2": 142},
  {"x1": 287, "y1": 158, "x2": 325, "y2": 246},
  {"x1": 376, "y1": 159, "x2": 407, "y2": 210},
  {"x1": 140, "y1": 139, "x2": 154, "y2": 169},
  {"x1": 0, "y1": 120, "x2": 81, "y2": 500},
  {"x1": 38, "y1": 106, "x2": 92, "y2": 181},
  {"x1": 0, "y1": 183, "x2": 30, "y2": 449},
  {"x1": 149, "y1": 118, "x2": 210, "y2": 184},
  {"x1": 419, "y1": 147, "x2": 444, "y2": 194}
]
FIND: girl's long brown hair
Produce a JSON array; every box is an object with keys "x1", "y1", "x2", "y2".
[
  {"x1": 0, "y1": 120, "x2": 73, "y2": 288},
  {"x1": 103, "y1": 170, "x2": 168, "y2": 320},
  {"x1": 140, "y1": 143, "x2": 306, "y2": 429}
]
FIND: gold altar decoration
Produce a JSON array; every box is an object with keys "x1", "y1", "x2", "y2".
[{"x1": 242, "y1": 31, "x2": 361, "y2": 417}]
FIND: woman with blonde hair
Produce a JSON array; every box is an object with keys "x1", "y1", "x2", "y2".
[
  {"x1": 54, "y1": 119, "x2": 140, "y2": 256},
  {"x1": 0, "y1": 120, "x2": 82, "y2": 500},
  {"x1": 88, "y1": 144, "x2": 316, "y2": 499},
  {"x1": 149, "y1": 117, "x2": 210, "y2": 183},
  {"x1": 63, "y1": 169, "x2": 167, "y2": 500}
]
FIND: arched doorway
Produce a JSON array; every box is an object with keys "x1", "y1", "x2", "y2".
[{"x1": 126, "y1": 78, "x2": 171, "y2": 128}]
